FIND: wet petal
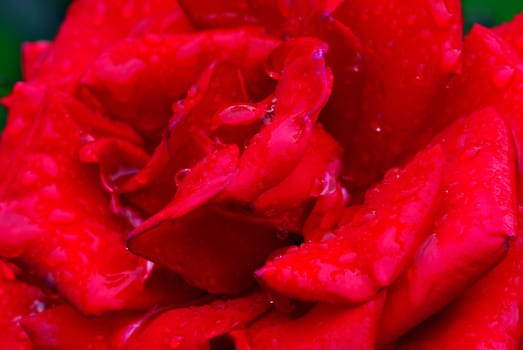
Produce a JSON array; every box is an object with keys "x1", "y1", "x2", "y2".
[
  {"x1": 21, "y1": 40, "x2": 52, "y2": 81},
  {"x1": 234, "y1": 291, "x2": 385, "y2": 350},
  {"x1": 0, "y1": 260, "x2": 47, "y2": 350},
  {"x1": 128, "y1": 205, "x2": 286, "y2": 294},
  {"x1": 254, "y1": 125, "x2": 341, "y2": 213},
  {"x1": 334, "y1": 0, "x2": 463, "y2": 194},
  {"x1": 433, "y1": 25, "x2": 523, "y2": 198},
  {"x1": 126, "y1": 292, "x2": 271, "y2": 349},
  {"x1": 224, "y1": 38, "x2": 333, "y2": 203},
  {"x1": 379, "y1": 108, "x2": 517, "y2": 345},
  {"x1": 0, "y1": 84, "x2": 149, "y2": 314},
  {"x1": 80, "y1": 28, "x2": 278, "y2": 143},
  {"x1": 31, "y1": 0, "x2": 192, "y2": 86},
  {"x1": 257, "y1": 144, "x2": 444, "y2": 304},
  {"x1": 117, "y1": 62, "x2": 251, "y2": 214},
  {"x1": 397, "y1": 225, "x2": 523, "y2": 349},
  {"x1": 22, "y1": 304, "x2": 142, "y2": 349},
  {"x1": 178, "y1": 0, "x2": 259, "y2": 28}
]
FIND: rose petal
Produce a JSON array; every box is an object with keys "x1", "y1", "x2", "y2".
[
  {"x1": 31, "y1": 0, "x2": 192, "y2": 86},
  {"x1": 178, "y1": 0, "x2": 259, "y2": 28},
  {"x1": 224, "y1": 38, "x2": 333, "y2": 203},
  {"x1": 334, "y1": 0, "x2": 463, "y2": 194},
  {"x1": 253, "y1": 125, "x2": 341, "y2": 213},
  {"x1": 249, "y1": 0, "x2": 343, "y2": 37},
  {"x1": 116, "y1": 62, "x2": 251, "y2": 214},
  {"x1": 302, "y1": 183, "x2": 349, "y2": 242},
  {"x1": 397, "y1": 222, "x2": 523, "y2": 349},
  {"x1": 80, "y1": 28, "x2": 278, "y2": 143},
  {"x1": 432, "y1": 25, "x2": 523, "y2": 199},
  {"x1": 79, "y1": 137, "x2": 150, "y2": 194},
  {"x1": 22, "y1": 304, "x2": 142, "y2": 349},
  {"x1": 0, "y1": 84, "x2": 148, "y2": 314},
  {"x1": 494, "y1": 12, "x2": 523, "y2": 59},
  {"x1": 122, "y1": 266, "x2": 207, "y2": 311},
  {"x1": 128, "y1": 146, "x2": 288, "y2": 294},
  {"x1": 128, "y1": 204, "x2": 286, "y2": 294},
  {"x1": 126, "y1": 292, "x2": 271, "y2": 350},
  {"x1": 317, "y1": 18, "x2": 364, "y2": 167},
  {"x1": 0, "y1": 260, "x2": 47, "y2": 350},
  {"x1": 257, "y1": 143, "x2": 444, "y2": 304},
  {"x1": 233, "y1": 291, "x2": 385, "y2": 350},
  {"x1": 378, "y1": 107, "x2": 517, "y2": 345},
  {"x1": 21, "y1": 41, "x2": 52, "y2": 81}
]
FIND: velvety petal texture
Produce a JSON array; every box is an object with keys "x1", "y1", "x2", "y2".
[{"x1": 6, "y1": 0, "x2": 523, "y2": 348}]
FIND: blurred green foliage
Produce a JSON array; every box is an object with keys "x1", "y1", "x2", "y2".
[{"x1": 1, "y1": 0, "x2": 523, "y2": 132}]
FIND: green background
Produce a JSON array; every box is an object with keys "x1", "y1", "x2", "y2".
[{"x1": 1, "y1": 0, "x2": 522, "y2": 131}]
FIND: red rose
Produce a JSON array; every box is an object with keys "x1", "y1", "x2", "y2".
[{"x1": 1, "y1": 0, "x2": 523, "y2": 349}]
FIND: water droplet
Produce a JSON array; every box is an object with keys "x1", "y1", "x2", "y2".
[
  {"x1": 414, "y1": 64, "x2": 426, "y2": 83},
  {"x1": 215, "y1": 104, "x2": 260, "y2": 127},
  {"x1": 263, "y1": 97, "x2": 277, "y2": 125},
  {"x1": 338, "y1": 252, "x2": 356, "y2": 264},
  {"x1": 350, "y1": 64, "x2": 363, "y2": 73},
  {"x1": 21, "y1": 171, "x2": 39, "y2": 187},
  {"x1": 310, "y1": 172, "x2": 337, "y2": 197},
  {"x1": 460, "y1": 146, "x2": 482, "y2": 161},
  {"x1": 264, "y1": 59, "x2": 281, "y2": 80},
  {"x1": 187, "y1": 85, "x2": 199, "y2": 98},
  {"x1": 384, "y1": 167, "x2": 402, "y2": 182},
  {"x1": 427, "y1": 0, "x2": 453, "y2": 28},
  {"x1": 41, "y1": 184, "x2": 61, "y2": 200},
  {"x1": 352, "y1": 209, "x2": 377, "y2": 227},
  {"x1": 320, "y1": 232, "x2": 336, "y2": 242},
  {"x1": 370, "y1": 113, "x2": 384, "y2": 134},
  {"x1": 31, "y1": 299, "x2": 46, "y2": 313},
  {"x1": 312, "y1": 48, "x2": 326, "y2": 60},
  {"x1": 175, "y1": 168, "x2": 191, "y2": 187},
  {"x1": 491, "y1": 65, "x2": 515, "y2": 90},
  {"x1": 40, "y1": 155, "x2": 59, "y2": 177},
  {"x1": 441, "y1": 45, "x2": 462, "y2": 73},
  {"x1": 47, "y1": 208, "x2": 78, "y2": 224},
  {"x1": 318, "y1": 243, "x2": 329, "y2": 251}
]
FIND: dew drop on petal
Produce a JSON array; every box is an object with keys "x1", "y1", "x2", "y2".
[
  {"x1": 310, "y1": 172, "x2": 336, "y2": 197},
  {"x1": 47, "y1": 208, "x2": 78, "y2": 225},
  {"x1": 320, "y1": 232, "x2": 337, "y2": 242},
  {"x1": 441, "y1": 45, "x2": 462, "y2": 73},
  {"x1": 264, "y1": 59, "x2": 281, "y2": 80},
  {"x1": 414, "y1": 64, "x2": 426, "y2": 83},
  {"x1": 169, "y1": 335, "x2": 184, "y2": 349},
  {"x1": 175, "y1": 168, "x2": 191, "y2": 187},
  {"x1": 491, "y1": 65, "x2": 515, "y2": 90},
  {"x1": 427, "y1": 0, "x2": 453, "y2": 28},
  {"x1": 338, "y1": 252, "x2": 357, "y2": 264},
  {"x1": 459, "y1": 146, "x2": 482, "y2": 161}
]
